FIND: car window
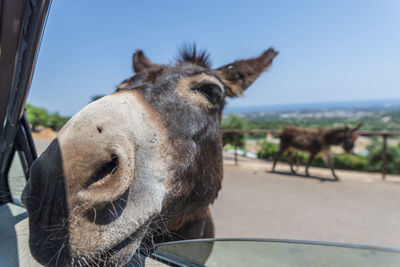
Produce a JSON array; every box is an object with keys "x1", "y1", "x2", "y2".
[
  {"x1": 153, "y1": 239, "x2": 400, "y2": 267},
  {"x1": 8, "y1": 151, "x2": 27, "y2": 206}
]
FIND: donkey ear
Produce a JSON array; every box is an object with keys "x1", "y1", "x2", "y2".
[
  {"x1": 352, "y1": 124, "x2": 362, "y2": 131},
  {"x1": 133, "y1": 50, "x2": 157, "y2": 73},
  {"x1": 215, "y1": 48, "x2": 278, "y2": 97}
]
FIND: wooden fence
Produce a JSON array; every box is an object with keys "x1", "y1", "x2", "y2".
[{"x1": 222, "y1": 129, "x2": 400, "y2": 180}]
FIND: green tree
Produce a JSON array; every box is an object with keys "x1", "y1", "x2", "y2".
[
  {"x1": 221, "y1": 115, "x2": 246, "y2": 147},
  {"x1": 26, "y1": 103, "x2": 50, "y2": 131},
  {"x1": 91, "y1": 95, "x2": 105, "y2": 102},
  {"x1": 26, "y1": 103, "x2": 70, "y2": 131},
  {"x1": 48, "y1": 112, "x2": 70, "y2": 131}
]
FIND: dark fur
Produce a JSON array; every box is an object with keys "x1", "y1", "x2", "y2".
[{"x1": 272, "y1": 125, "x2": 361, "y2": 179}]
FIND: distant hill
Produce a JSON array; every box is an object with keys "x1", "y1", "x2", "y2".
[
  {"x1": 224, "y1": 98, "x2": 400, "y2": 114},
  {"x1": 223, "y1": 99, "x2": 400, "y2": 130}
]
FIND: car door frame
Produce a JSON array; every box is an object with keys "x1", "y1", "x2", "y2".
[{"x1": 0, "y1": 0, "x2": 51, "y2": 205}]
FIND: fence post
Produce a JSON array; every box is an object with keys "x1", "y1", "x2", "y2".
[
  {"x1": 382, "y1": 134, "x2": 388, "y2": 180},
  {"x1": 234, "y1": 132, "x2": 238, "y2": 165}
]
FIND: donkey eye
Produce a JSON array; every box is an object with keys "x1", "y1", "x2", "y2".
[{"x1": 192, "y1": 84, "x2": 223, "y2": 105}]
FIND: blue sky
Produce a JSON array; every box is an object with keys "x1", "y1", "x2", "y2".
[{"x1": 28, "y1": 0, "x2": 400, "y2": 116}]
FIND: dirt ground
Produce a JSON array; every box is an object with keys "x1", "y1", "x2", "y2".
[
  {"x1": 211, "y1": 155, "x2": 400, "y2": 248},
  {"x1": 31, "y1": 127, "x2": 57, "y2": 139}
]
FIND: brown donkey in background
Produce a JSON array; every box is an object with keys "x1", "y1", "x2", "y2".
[{"x1": 271, "y1": 124, "x2": 361, "y2": 179}]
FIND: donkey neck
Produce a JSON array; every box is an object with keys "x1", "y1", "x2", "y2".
[{"x1": 323, "y1": 130, "x2": 346, "y2": 145}]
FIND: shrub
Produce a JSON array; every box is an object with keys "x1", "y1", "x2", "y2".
[
  {"x1": 367, "y1": 139, "x2": 400, "y2": 174},
  {"x1": 257, "y1": 141, "x2": 279, "y2": 160},
  {"x1": 258, "y1": 141, "x2": 368, "y2": 171},
  {"x1": 257, "y1": 141, "x2": 325, "y2": 166},
  {"x1": 333, "y1": 153, "x2": 368, "y2": 171}
]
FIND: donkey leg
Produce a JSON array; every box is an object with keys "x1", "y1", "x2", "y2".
[
  {"x1": 286, "y1": 151, "x2": 296, "y2": 174},
  {"x1": 272, "y1": 146, "x2": 286, "y2": 172},
  {"x1": 295, "y1": 153, "x2": 300, "y2": 171},
  {"x1": 322, "y1": 151, "x2": 339, "y2": 180},
  {"x1": 305, "y1": 153, "x2": 316, "y2": 177}
]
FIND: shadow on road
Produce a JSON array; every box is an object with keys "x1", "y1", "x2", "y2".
[{"x1": 267, "y1": 170, "x2": 338, "y2": 182}]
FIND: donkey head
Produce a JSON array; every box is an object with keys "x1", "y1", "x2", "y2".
[
  {"x1": 325, "y1": 124, "x2": 362, "y2": 153},
  {"x1": 23, "y1": 45, "x2": 278, "y2": 266},
  {"x1": 341, "y1": 124, "x2": 362, "y2": 153}
]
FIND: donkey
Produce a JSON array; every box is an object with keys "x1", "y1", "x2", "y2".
[
  {"x1": 22, "y1": 45, "x2": 278, "y2": 266},
  {"x1": 271, "y1": 124, "x2": 361, "y2": 179}
]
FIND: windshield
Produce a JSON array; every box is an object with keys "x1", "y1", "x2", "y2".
[{"x1": 152, "y1": 239, "x2": 400, "y2": 267}]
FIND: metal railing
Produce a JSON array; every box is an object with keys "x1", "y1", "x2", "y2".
[{"x1": 222, "y1": 129, "x2": 400, "y2": 180}]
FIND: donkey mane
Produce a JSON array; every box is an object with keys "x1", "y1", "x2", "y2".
[{"x1": 176, "y1": 43, "x2": 212, "y2": 68}]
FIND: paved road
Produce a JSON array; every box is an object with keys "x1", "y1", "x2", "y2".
[
  {"x1": 211, "y1": 159, "x2": 400, "y2": 248},
  {"x1": 33, "y1": 140, "x2": 400, "y2": 248},
  {"x1": 34, "y1": 138, "x2": 52, "y2": 155}
]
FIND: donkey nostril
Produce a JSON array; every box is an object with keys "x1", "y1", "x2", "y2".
[
  {"x1": 85, "y1": 188, "x2": 129, "y2": 225},
  {"x1": 77, "y1": 149, "x2": 135, "y2": 206},
  {"x1": 85, "y1": 155, "x2": 119, "y2": 187}
]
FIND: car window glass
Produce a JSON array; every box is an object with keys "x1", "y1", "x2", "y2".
[
  {"x1": 8, "y1": 152, "x2": 27, "y2": 206},
  {"x1": 153, "y1": 240, "x2": 400, "y2": 267}
]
